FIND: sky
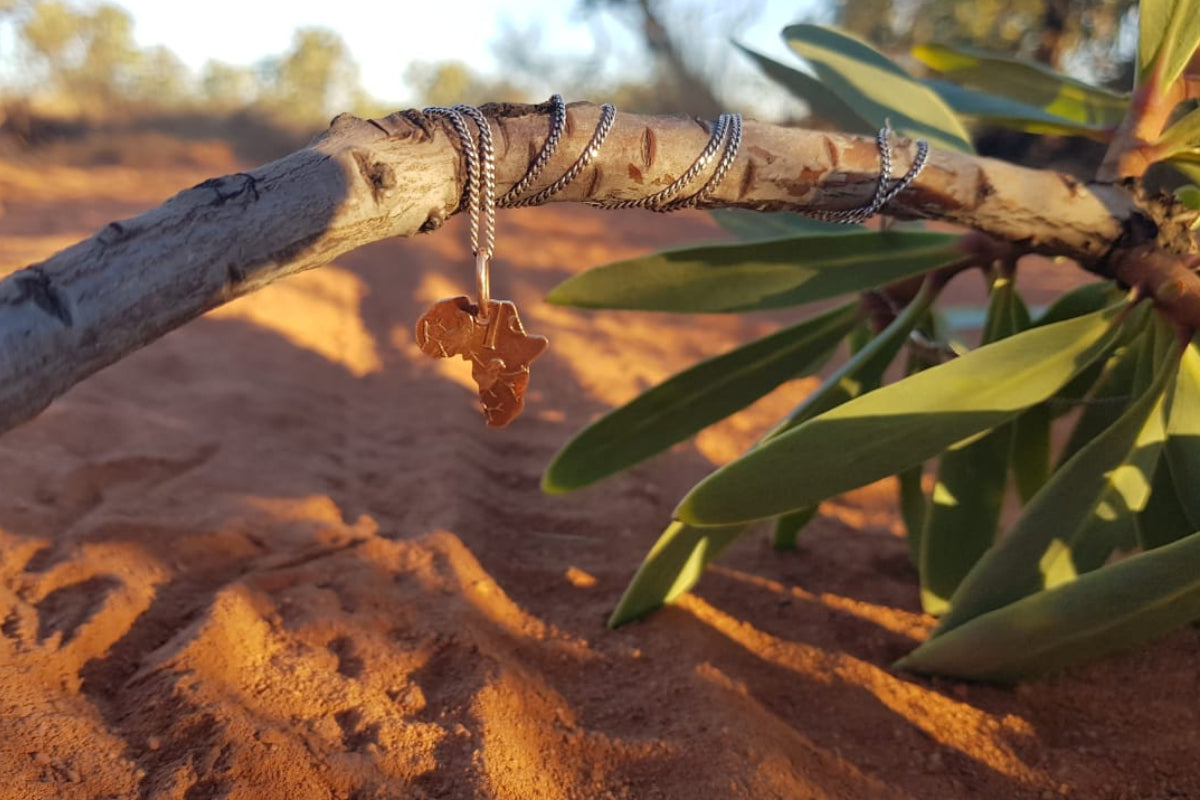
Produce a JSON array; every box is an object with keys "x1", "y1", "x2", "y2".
[{"x1": 110, "y1": 0, "x2": 822, "y2": 106}]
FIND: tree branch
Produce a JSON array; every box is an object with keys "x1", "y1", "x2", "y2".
[{"x1": 0, "y1": 100, "x2": 1195, "y2": 434}]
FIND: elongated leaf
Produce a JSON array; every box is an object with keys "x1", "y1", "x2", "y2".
[
  {"x1": 1057, "y1": 340, "x2": 1142, "y2": 466},
  {"x1": 765, "y1": 279, "x2": 938, "y2": 440},
  {"x1": 608, "y1": 520, "x2": 745, "y2": 627},
  {"x1": 1065, "y1": 408, "x2": 1168, "y2": 570},
  {"x1": 899, "y1": 465, "x2": 927, "y2": 566},
  {"x1": 1036, "y1": 280, "x2": 1120, "y2": 327},
  {"x1": 912, "y1": 43, "x2": 1127, "y2": 129},
  {"x1": 1169, "y1": 150, "x2": 1200, "y2": 165},
  {"x1": 937, "y1": 329, "x2": 1178, "y2": 635},
  {"x1": 994, "y1": 267, "x2": 1053, "y2": 503},
  {"x1": 676, "y1": 305, "x2": 1124, "y2": 527},
  {"x1": 897, "y1": 316, "x2": 942, "y2": 565},
  {"x1": 710, "y1": 208, "x2": 859, "y2": 241},
  {"x1": 735, "y1": 43, "x2": 873, "y2": 134},
  {"x1": 762, "y1": 279, "x2": 940, "y2": 548},
  {"x1": 1042, "y1": 321, "x2": 1174, "y2": 574},
  {"x1": 919, "y1": 275, "x2": 1026, "y2": 614},
  {"x1": 1041, "y1": 289, "x2": 1132, "y2": 419},
  {"x1": 773, "y1": 508, "x2": 817, "y2": 550},
  {"x1": 1011, "y1": 403, "x2": 1052, "y2": 503},
  {"x1": 1054, "y1": 300, "x2": 1151, "y2": 443},
  {"x1": 608, "y1": 282, "x2": 938, "y2": 625},
  {"x1": 1176, "y1": 185, "x2": 1200, "y2": 230},
  {"x1": 926, "y1": 79, "x2": 1112, "y2": 138},
  {"x1": 1137, "y1": 458, "x2": 1196, "y2": 551},
  {"x1": 783, "y1": 24, "x2": 974, "y2": 153},
  {"x1": 1165, "y1": 342, "x2": 1200, "y2": 528},
  {"x1": 1156, "y1": 107, "x2": 1200, "y2": 160},
  {"x1": 1171, "y1": 158, "x2": 1200, "y2": 187},
  {"x1": 543, "y1": 302, "x2": 860, "y2": 493},
  {"x1": 1178, "y1": 185, "x2": 1200, "y2": 210},
  {"x1": 896, "y1": 526, "x2": 1200, "y2": 682},
  {"x1": 1139, "y1": 0, "x2": 1200, "y2": 88},
  {"x1": 546, "y1": 231, "x2": 961, "y2": 313}
]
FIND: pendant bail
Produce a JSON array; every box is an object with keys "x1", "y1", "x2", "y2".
[{"x1": 475, "y1": 251, "x2": 491, "y2": 318}]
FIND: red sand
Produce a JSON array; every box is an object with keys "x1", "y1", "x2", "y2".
[{"x1": 0, "y1": 144, "x2": 1197, "y2": 800}]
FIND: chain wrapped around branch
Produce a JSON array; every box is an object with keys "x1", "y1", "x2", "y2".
[{"x1": 0, "y1": 96, "x2": 1186, "y2": 436}]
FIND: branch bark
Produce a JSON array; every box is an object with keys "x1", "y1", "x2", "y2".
[{"x1": 0, "y1": 100, "x2": 1196, "y2": 434}]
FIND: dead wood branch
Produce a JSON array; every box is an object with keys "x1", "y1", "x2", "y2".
[{"x1": 0, "y1": 100, "x2": 1195, "y2": 434}]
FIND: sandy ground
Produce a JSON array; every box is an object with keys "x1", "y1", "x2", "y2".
[{"x1": 0, "y1": 140, "x2": 1198, "y2": 800}]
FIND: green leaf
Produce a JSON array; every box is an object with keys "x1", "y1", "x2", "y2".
[
  {"x1": 1049, "y1": 320, "x2": 1177, "y2": 570},
  {"x1": 1052, "y1": 300, "x2": 1150, "y2": 441},
  {"x1": 920, "y1": 428, "x2": 1013, "y2": 615},
  {"x1": 761, "y1": 279, "x2": 941, "y2": 550},
  {"x1": 546, "y1": 231, "x2": 962, "y2": 313},
  {"x1": 925, "y1": 79, "x2": 1113, "y2": 138},
  {"x1": 1157, "y1": 108, "x2": 1200, "y2": 162},
  {"x1": 1138, "y1": 0, "x2": 1200, "y2": 88},
  {"x1": 735, "y1": 43, "x2": 874, "y2": 135},
  {"x1": 1047, "y1": 351, "x2": 1117, "y2": 419},
  {"x1": 1057, "y1": 340, "x2": 1142, "y2": 466},
  {"x1": 1137, "y1": 458, "x2": 1196, "y2": 551},
  {"x1": 542, "y1": 302, "x2": 860, "y2": 493},
  {"x1": 1169, "y1": 158, "x2": 1200, "y2": 189},
  {"x1": 1165, "y1": 342, "x2": 1200, "y2": 529},
  {"x1": 994, "y1": 273, "x2": 1032, "y2": 340},
  {"x1": 912, "y1": 43, "x2": 1127, "y2": 130},
  {"x1": 772, "y1": 508, "x2": 818, "y2": 550},
  {"x1": 897, "y1": 315, "x2": 942, "y2": 565},
  {"x1": 919, "y1": 274, "x2": 1027, "y2": 614},
  {"x1": 1011, "y1": 403, "x2": 1052, "y2": 503},
  {"x1": 1039, "y1": 282, "x2": 1128, "y2": 420},
  {"x1": 764, "y1": 278, "x2": 938, "y2": 439},
  {"x1": 936, "y1": 326, "x2": 1179, "y2": 636},
  {"x1": 1035, "y1": 280, "x2": 1121, "y2": 327},
  {"x1": 606, "y1": 281, "x2": 939, "y2": 625},
  {"x1": 607, "y1": 520, "x2": 745, "y2": 627},
  {"x1": 898, "y1": 465, "x2": 927, "y2": 566},
  {"x1": 676, "y1": 305, "x2": 1125, "y2": 526},
  {"x1": 783, "y1": 24, "x2": 974, "y2": 153},
  {"x1": 1056, "y1": 303, "x2": 1154, "y2": 463},
  {"x1": 1064, "y1": 390, "x2": 1170, "y2": 570},
  {"x1": 1176, "y1": 184, "x2": 1200, "y2": 211},
  {"x1": 895, "y1": 526, "x2": 1200, "y2": 682},
  {"x1": 710, "y1": 208, "x2": 859, "y2": 241}
]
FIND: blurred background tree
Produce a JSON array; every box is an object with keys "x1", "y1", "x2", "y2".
[
  {"x1": 830, "y1": 0, "x2": 1136, "y2": 81},
  {"x1": 0, "y1": 0, "x2": 1141, "y2": 156},
  {"x1": 404, "y1": 59, "x2": 529, "y2": 108},
  {"x1": 487, "y1": 0, "x2": 1138, "y2": 120},
  {"x1": 494, "y1": 0, "x2": 770, "y2": 116},
  {"x1": 3, "y1": 2, "x2": 384, "y2": 125},
  {"x1": 199, "y1": 60, "x2": 260, "y2": 113},
  {"x1": 575, "y1": 0, "x2": 763, "y2": 116},
  {"x1": 19, "y1": 0, "x2": 147, "y2": 114},
  {"x1": 258, "y1": 27, "x2": 361, "y2": 124}
]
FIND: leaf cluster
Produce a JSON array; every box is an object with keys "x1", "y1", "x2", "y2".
[{"x1": 544, "y1": 11, "x2": 1200, "y2": 682}]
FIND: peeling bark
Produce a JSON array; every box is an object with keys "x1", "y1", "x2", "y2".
[{"x1": 0, "y1": 100, "x2": 1197, "y2": 434}]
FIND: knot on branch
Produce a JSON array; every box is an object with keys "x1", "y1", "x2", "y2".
[{"x1": 8, "y1": 266, "x2": 72, "y2": 327}]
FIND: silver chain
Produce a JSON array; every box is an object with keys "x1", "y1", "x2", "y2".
[
  {"x1": 424, "y1": 96, "x2": 928, "y2": 307},
  {"x1": 589, "y1": 112, "x2": 743, "y2": 211},
  {"x1": 656, "y1": 113, "x2": 743, "y2": 212},
  {"x1": 501, "y1": 100, "x2": 618, "y2": 208},
  {"x1": 803, "y1": 122, "x2": 929, "y2": 224},
  {"x1": 498, "y1": 94, "x2": 568, "y2": 206},
  {"x1": 424, "y1": 103, "x2": 498, "y2": 309}
]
